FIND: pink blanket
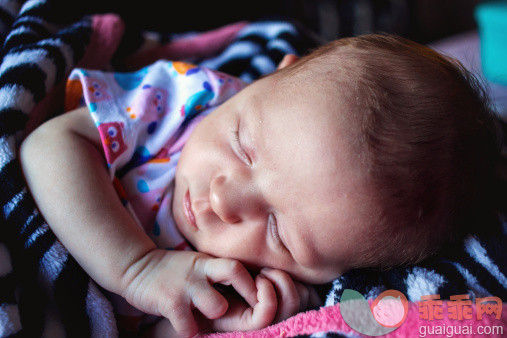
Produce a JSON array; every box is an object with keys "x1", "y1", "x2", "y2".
[{"x1": 206, "y1": 302, "x2": 506, "y2": 337}]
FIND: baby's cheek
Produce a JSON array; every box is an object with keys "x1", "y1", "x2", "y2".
[
  {"x1": 295, "y1": 249, "x2": 346, "y2": 284},
  {"x1": 205, "y1": 230, "x2": 266, "y2": 266}
]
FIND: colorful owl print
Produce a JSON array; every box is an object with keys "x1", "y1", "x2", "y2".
[
  {"x1": 128, "y1": 85, "x2": 168, "y2": 122},
  {"x1": 97, "y1": 121, "x2": 128, "y2": 165},
  {"x1": 80, "y1": 77, "x2": 112, "y2": 112},
  {"x1": 127, "y1": 185, "x2": 165, "y2": 235},
  {"x1": 171, "y1": 61, "x2": 200, "y2": 76}
]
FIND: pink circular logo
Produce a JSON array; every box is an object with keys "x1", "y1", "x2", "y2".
[{"x1": 371, "y1": 290, "x2": 409, "y2": 328}]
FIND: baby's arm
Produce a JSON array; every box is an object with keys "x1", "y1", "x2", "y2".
[
  {"x1": 19, "y1": 107, "x2": 274, "y2": 336},
  {"x1": 20, "y1": 107, "x2": 150, "y2": 291}
]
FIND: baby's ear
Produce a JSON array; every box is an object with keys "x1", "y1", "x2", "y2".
[{"x1": 277, "y1": 54, "x2": 299, "y2": 70}]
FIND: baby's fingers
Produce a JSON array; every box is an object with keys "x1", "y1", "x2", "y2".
[
  {"x1": 208, "y1": 275, "x2": 277, "y2": 332},
  {"x1": 251, "y1": 275, "x2": 278, "y2": 327},
  {"x1": 201, "y1": 258, "x2": 257, "y2": 307},
  {"x1": 161, "y1": 301, "x2": 198, "y2": 338},
  {"x1": 260, "y1": 268, "x2": 301, "y2": 322},
  {"x1": 190, "y1": 280, "x2": 229, "y2": 320}
]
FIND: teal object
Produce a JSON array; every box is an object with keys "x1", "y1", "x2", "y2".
[
  {"x1": 183, "y1": 81, "x2": 214, "y2": 118},
  {"x1": 137, "y1": 179, "x2": 150, "y2": 193},
  {"x1": 475, "y1": 1, "x2": 507, "y2": 85},
  {"x1": 114, "y1": 67, "x2": 148, "y2": 90}
]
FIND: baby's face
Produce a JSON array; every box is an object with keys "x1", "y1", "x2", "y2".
[{"x1": 172, "y1": 71, "x2": 374, "y2": 283}]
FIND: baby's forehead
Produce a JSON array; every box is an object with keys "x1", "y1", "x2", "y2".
[
  {"x1": 237, "y1": 73, "x2": 364, "y2": 184},
  {"x1": 275, "y1": 65, "x2": 360, "y2": 120},
  {"x1": 249, "y1": 101, "x2": 347, "y2": 169}
]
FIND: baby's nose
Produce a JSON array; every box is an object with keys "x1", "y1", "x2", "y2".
[{"x1": 209, "y1": 174, "x2": 262, "y2": 224}]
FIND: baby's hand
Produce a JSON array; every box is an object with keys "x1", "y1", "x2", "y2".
[
  {"x1": 120, "y1": 249, "x2": 258, "y2": 337},
  {"x1": 258, "y1": 268, "x2": 322, "y2": 323},
  {"x1": 206, "y1": 274, "x2": 277, "y2": 333},
  {"x1": 208, "y1": 268, "x2": 322, "y2": 333}
]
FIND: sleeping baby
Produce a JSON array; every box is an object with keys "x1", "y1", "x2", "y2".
[{"x1": 20, "y1": 34, "x2": 499, "y2": 337}]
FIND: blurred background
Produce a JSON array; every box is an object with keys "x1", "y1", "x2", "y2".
[
  {"x1": 94, "y1": 0, "x2": 505, "y2": 117},
  {"x1": 114, "y1": 0, "x2": 481, "y2": 44}
]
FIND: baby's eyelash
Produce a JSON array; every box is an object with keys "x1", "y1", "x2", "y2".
[
  {"x1": 268, "y1": 213, "x2": 284, "y2": 249},
  {"x1": 232, "y1": 128, "x2": 252, "y2": 165}
]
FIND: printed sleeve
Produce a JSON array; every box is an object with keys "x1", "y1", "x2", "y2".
[
  {"x1": 66, "y1": 63, "x2": 180, "y2": 178},
  {"x1": 65, "y1": 61, "x2": 247, "y2": 178}
]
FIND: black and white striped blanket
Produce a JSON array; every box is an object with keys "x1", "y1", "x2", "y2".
[{"x1": 0, "y1": 1, "x2": 505, "y2": 337}]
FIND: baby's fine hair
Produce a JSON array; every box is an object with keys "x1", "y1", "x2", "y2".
[{"x1": 281, "y1": 34, "x2": 501, "y2": 268}]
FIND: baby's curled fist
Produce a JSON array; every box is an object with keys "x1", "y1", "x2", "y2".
[{"x1": 141, "y1": 262, "x2": 321, "y2": 337}]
